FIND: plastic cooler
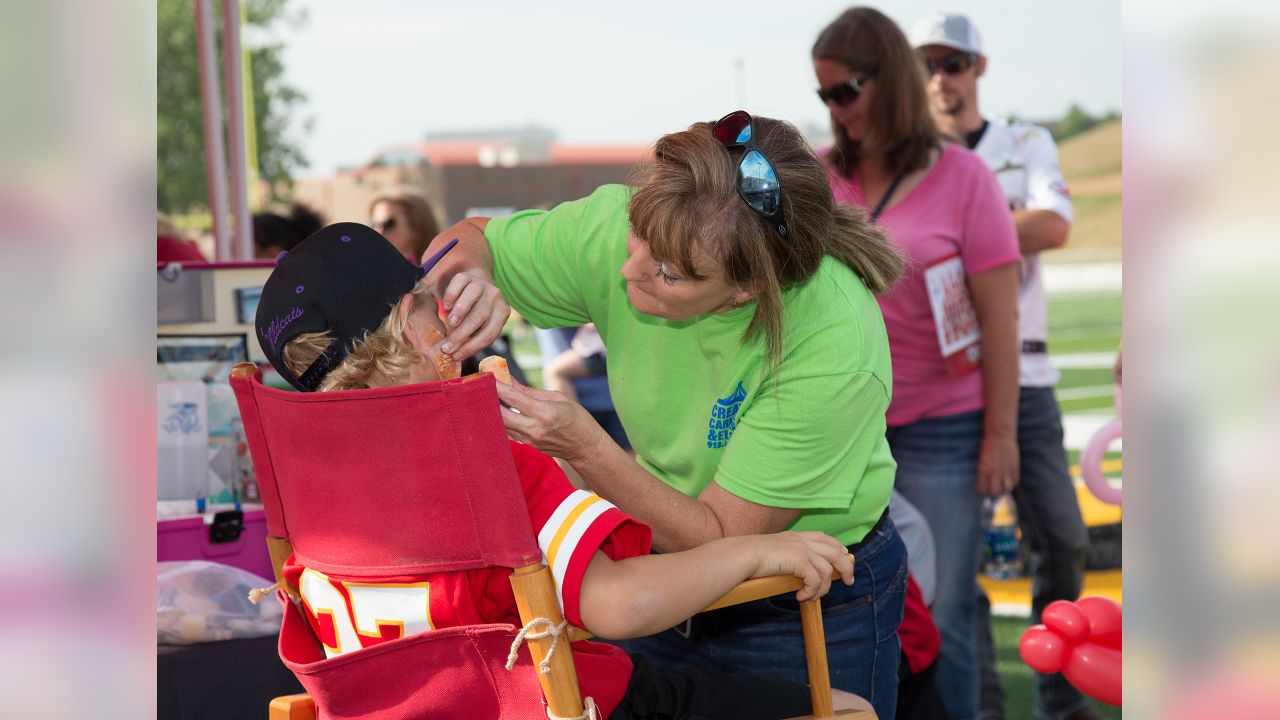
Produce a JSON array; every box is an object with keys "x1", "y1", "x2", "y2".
[{"x1": 157, "y1": 505, "x2": 274, "y2": 581}]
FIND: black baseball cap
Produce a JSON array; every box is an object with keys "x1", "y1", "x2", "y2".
[{"x1": 255, "y1": 222, "x2": 448, "y2": 391}]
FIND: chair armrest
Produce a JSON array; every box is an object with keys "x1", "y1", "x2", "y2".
[{"x1": 566, "y1": 553, "x2": 853, "y2": 642}]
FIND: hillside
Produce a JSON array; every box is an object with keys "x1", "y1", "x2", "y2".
[{"x1": 1052, "y1": 119, "x2": 1121, "y2": 262}]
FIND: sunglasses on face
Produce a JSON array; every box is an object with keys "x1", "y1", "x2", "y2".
[
  {"x1": 710, "y1": 110, "x2": 788, "y2": 238},
  {"x1": 816, "y1": 74, "x2": 872, "y2": 107},
  {"x1": 375, "y1": 217, "x2": 398, "y2": 234},
  {"x1": 921, "y1": 52, "x2": 976, "y2": 76}
]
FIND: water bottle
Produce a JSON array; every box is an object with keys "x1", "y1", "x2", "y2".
[{"x1": 982, "y1": 494, "x2": 1023, "y2": 580}]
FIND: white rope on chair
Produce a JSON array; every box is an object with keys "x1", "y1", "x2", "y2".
[
  {"x1": 505, "y1": 618, "x2": 599, "y2": 720},
  {"x1": 505, "y1": 617, "x2": 569, "y2": 675},
  {"x1": 246, "y1": 581, "x2": 280, "y2": 605}
]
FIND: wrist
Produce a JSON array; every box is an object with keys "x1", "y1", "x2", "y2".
[
  {"x1": 562, "y1": 416, "x2": 611, "y2": 467},
  {"x1": 983, "y1": 422, "x2": 1016, "y2": 440}
]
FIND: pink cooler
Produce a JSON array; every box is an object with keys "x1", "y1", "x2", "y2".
[{"x1": 157, "y1": 505, "x2": 274, "y2": 581}]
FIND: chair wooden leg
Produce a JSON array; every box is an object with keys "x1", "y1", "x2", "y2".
[
  {"x1": 799, "y1": 597, "x2": 834, "y2": 717},
  {"x1": 510, "y1": 563, "x2": 585, "y2": 719},
  {"x1": 269, "y1": 693, "x2": 315, "y2": 720}
]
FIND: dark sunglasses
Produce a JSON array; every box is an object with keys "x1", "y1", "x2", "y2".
[
  {"x1": 375, "y1": 217, "x2": 398, "y2": 234},
  {"x1": 921, "y1": 51, "x2": 976, "y2": 76},
  {"x1": 816, "y1": 75, "x2": 872, "y2": 107},
  {"x1": 711, "y1": 110, "x2": 788, "y2": 238}
]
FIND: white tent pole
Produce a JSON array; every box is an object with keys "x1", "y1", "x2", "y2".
[
  {"x1": 194, "y1": 0, "x2": 230, "y2": 260},
  {"x1": 220, "y1": 0, "x2": 253, "y2": 261}
]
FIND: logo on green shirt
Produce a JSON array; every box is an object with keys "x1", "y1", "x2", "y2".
[{"x1": 706, "y1": 381, "x2": 747, "y2": 449}]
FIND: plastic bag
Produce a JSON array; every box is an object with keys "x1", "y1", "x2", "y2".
[{"x1": 157, "y1": 560, "x2": 282, "y2": 644}]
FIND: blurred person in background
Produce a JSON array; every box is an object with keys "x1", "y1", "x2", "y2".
[
  {"x1": 253, "y1": 202, "x2": 325, "y2": 260},
  {"x1": 813, "y1": 7, "x2": 1021, "y2": 719},
  {"x1": 541, "y1": 323, "x2": 606, "y2": 404},
  {"x1": 910, "y1": 12, "x2": 1097, "y2": 720},
  {"x1": 157, "y1": 213, "x2": 207, "y2": 263},
  {"x1": 890, "y1": 490, "x2": 949, "y2": 720},
  {"x1": 369, "y1": 187, "x2": 441, "y2": 262}
]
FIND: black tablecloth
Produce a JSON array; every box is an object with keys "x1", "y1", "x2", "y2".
[{"x1": 158, "y1": 636, "x2": 303, "y2": 719}]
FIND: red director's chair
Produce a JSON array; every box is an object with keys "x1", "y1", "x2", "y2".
[{"x1": 229, "y1": 363, "x2": 871, "y2": 719}]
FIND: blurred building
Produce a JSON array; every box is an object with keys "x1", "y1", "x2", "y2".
[{"x1": 292, "y1": 124, "x2": 653, "y2": 227}]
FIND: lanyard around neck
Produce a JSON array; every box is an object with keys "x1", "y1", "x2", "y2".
[{"x1": 869, "y1": 168, "x2": 909, "y2": 224}]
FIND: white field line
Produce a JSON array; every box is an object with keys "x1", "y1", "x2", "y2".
[
  {"x1": 1043, "y1": 262, "x2": 1122, "y2": 293},
  {"x1": 1050, "y1": 352, "x2": 1117, "y2": 369},
  {"x1": 1055, "y1": 384, "x2": 1116, "y2": 401}
]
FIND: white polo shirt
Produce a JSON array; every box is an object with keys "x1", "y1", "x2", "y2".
[{"x1": 971, "y1": 118, "x2": 1074, "y2": 388}]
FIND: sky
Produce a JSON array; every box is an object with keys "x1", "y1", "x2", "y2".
[{"x1": 270, "y1": 0, "x2": 1121, "y2": 177}]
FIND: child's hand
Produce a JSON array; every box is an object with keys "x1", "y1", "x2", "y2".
[{"x1": 749, "y1": 531, "x2": 854, "y2": 602}]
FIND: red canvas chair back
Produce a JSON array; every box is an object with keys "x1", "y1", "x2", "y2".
[
  {"x1": 230, "y1": 367, "x2": 540, "y2": 576},
  {"x1": 230, "y1": 367, "x2": 552, "y2": 719}
]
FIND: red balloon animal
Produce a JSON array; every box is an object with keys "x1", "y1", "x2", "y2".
[{"x1": 1019, "y1": 597, "x2": 1122, "y2": 706}]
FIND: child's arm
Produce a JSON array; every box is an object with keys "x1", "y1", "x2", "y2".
[{"x1": 575, "y1": 531, "x2": 853, "y2": 639}]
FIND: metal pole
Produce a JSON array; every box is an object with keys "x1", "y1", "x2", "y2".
[
  {"x1": 194, "y1": 0, "x2": 230, "y2": 260},
  {"x1": 221, "y1": 0, "x2": 253, "y2": 260}
]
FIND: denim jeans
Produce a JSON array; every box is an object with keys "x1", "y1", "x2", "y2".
[
  {"x1": 977, "y1": 386, "x2": 1091, "y2": 719},
  {"x1": 620, "y1": 517, "x2": 908, "y2": 720},
  {"x1": 887, "y1": 409, "x2": 985, "y2": 720}
]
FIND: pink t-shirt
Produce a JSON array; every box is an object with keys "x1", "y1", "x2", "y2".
[{"x1": 826, "y1": 142, "x2": 1019, "y2": 426}]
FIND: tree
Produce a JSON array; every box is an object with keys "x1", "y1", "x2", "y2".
[
  {"x1": 158, "y1": 0, "x2": 309, "y2": 215},
  {"x1": 1053, "y1": 103, "x2": 1101, "y2": 142}
]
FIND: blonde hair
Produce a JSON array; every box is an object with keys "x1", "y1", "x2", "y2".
[
  {"x1": 628, "y1": 116, "x2": 903, "y2": 367},
  {"x1": 282, "y1": 283, "x2": 435, "y2": 392},
  {"x1": 368, "y1": 188, "x2": 441, "y2": 259}
]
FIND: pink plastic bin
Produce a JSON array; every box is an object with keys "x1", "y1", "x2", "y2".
[{"x1": 157, "y1": 507, "x2": 274, "y2": 581}]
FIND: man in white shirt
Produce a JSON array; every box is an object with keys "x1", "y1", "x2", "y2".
[{"x1": 911, "y1": 12, "x2": 1097, "y2": 720}]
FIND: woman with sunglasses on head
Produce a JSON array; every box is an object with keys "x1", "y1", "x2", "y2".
[
  {"x1": 369, "y1": 187, "x2": 441, "y2": 263},
  {"x1": 421, "y1": 112, "x2": 908, "y2": 718},
  {"x1": 813, "y1": 8, "x2": 1021, "y2": 720}
]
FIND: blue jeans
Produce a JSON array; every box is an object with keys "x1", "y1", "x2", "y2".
[
  {"x1": 887, "y1": 410, "x2": 985, "y2": 720},
  {"x1": 977, "y1": 386, "x2": 1091, "y2": 719},
  {"x1": 620, "y1": 517, "x2": 908, "y2": 720}
]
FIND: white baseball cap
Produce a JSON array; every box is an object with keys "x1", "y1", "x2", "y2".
[{"x1": 909, "y1": 12, "x2": 984, "y2": 56}]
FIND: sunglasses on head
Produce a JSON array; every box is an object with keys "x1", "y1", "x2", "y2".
[
  {"x1": 711, "y1": 110, "x2": 788, "y2": 238},
  {"x1": 375, "y1": 217, "x2": 398, "y2": 234},
  {"x1": 921, "y1": 51, "x2": 976, "y2": 76},
  {"x1": 816, "y1": 74, "x2": 872, "y2": 107}
]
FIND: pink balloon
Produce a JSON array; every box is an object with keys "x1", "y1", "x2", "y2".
[
  {"x1": 1019, "y1": 625, "x2": 1069, "y2": 674},
  {"x1": 1081, "y1": 417, "x2": 1123, "y2": 506},
  {"x1": 1042, "y1": 600, "x2": 1090, "y2": 643},
  {"x1": 1077, "y1": 596, "x2": 1123, "y2": 650},
  {"x1": 1063, "y1": 642, "x2": 1122, "y2": 707}
]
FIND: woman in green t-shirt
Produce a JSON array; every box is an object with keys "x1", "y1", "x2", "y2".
[{"x1": 423, "y1": 112, "x2": 909, "y2": 718}]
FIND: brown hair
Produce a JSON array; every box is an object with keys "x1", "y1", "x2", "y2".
[
  {"x1": 812, "y1": 6, "x2": 943, "y2": 178},
  {"x1": 368, "y1": 188, "x2": 441, "y2": 259},
  {"x1": 628, "y1": 115, "x2": 903, "y2": 367},
  {"x1": 282, "y1": 283, "x2": 434, "y2": 392}
]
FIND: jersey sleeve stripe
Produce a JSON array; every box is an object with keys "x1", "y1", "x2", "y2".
[
  {"x1": 546, "y1": 498, "x2": 614, "y2": 611},
  {"x1": 545, "y1": 494, "x2": 605, "y2": 570},
  {"x1": 537, "y1": 489, "x2": 596, "y2": 554}
]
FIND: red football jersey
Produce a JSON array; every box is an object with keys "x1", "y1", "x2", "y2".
[{"x1": 280, "y1": 440, "x2": 651, "y2": 715}]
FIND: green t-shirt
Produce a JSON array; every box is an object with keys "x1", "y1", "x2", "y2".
[{"x1": 486, "y1": 184, "x2": 897, "y2": 545}]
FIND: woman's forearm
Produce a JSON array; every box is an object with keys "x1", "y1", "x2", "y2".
[
  {"x1": 970, "y1": 263, "x2": 1020, "y2": 437},
  {"x1": 424, "y1": 217, "x2": 493, "y2": 286}
]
